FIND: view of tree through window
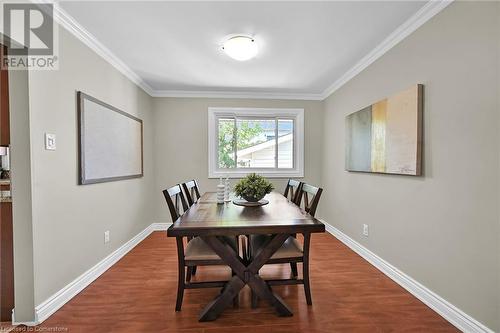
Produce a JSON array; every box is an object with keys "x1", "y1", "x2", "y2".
[
  {"x1": 217, "y1": 118, "x2": 294, "y2": 169},
  {"x1": 217, "y1": 118, "x2": 237, "y2": 168}
]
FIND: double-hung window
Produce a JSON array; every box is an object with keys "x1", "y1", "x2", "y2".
[{"x1": 208, "y1": 107, "x2": 304, "y2": 178}]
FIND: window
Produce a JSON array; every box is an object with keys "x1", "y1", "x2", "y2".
[{"x1": 208, "y1": 108, "x2": 304, "y2": 178}]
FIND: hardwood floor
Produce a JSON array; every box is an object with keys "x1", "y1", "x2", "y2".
[{"x1": 27, "y1": 232, "x2": 458, "y2": 332}]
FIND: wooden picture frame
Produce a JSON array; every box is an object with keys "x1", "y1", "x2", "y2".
[{"x1": 77, "y1": 92, "x2": 143, "y2": 185}]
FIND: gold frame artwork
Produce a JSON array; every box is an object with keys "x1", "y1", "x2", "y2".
[{"x1": 345, "y1": 84, "x2": 423, "y2": 176}]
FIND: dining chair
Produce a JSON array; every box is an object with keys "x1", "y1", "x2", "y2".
[
  {"x1": 248, "y1": 183, "x2": 323, "y2": 307},
  {"x1": 182, "y1": 179, "x2": 201, "y2": 206},
  {"x1": 163, "y1": 184, "x2": 188, "y2": 222},
  {"x1": 163, "y1": 184, "x2": 239, "y2": 311},
  {"x1": 180, "y1": 180, "x2": 202, "y2": 276},
  {"x1": 283, "y1": 179, "x2": 302, "y2": 205},
  {"x1": 282, "y1": 179, "x2": 303, "y2": 276},
  {"x1": 296, "y1": 183, "x2": 323, "y2": 217}
]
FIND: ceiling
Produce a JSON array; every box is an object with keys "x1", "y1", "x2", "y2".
[{"x1": 58, "y1": 1, "x2": 442, "y2": 99}]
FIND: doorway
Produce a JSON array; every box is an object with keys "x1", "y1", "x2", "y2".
[{"x1": 0, "y1": 43, "x2": 14, "y2": 323}]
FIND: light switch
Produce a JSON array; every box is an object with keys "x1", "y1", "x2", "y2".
[{"x1": 45, "y1": 133, "x2": 56, "y2": 150}]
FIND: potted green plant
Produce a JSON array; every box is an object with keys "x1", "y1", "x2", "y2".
[{"x1": 234, "y1": 173, "x2": 274, "y2": 202}]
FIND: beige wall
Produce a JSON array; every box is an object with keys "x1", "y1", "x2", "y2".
[
  {"x1": 9, "y1": 67, "x2": 35, "y2": 322},
  {"x1": 26, "y1": 28, "x2": 155, "y2": 308},
  {"x1": 152, "y1": 98, "x2": 323, "y2": 223},
  {"x1": 320, "y1": 2, "x2": 499, "y2": 331}
]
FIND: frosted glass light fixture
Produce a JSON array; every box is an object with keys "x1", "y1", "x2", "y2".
[{"x1": 222, "y1": 36, "x2": 258, "y2": 61}]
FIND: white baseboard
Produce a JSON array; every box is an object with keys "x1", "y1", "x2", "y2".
[
  {"x1": 321, "y1": 220, "x2": 494, "y2": 333},
  {"x1": 150, "y1": 222, "x2": 170, "y2": 231},
  {"x1": 14, "y1": 222, "x2": 171, "y2": 326}
]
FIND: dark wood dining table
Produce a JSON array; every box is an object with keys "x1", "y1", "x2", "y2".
[{"x1": 167, "y1": 191, "x2": 325, "y2": 321}]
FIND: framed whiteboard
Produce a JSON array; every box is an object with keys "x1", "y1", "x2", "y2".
[{"x1": 77, "y1": 92, "x2": 143, "y2": 185}]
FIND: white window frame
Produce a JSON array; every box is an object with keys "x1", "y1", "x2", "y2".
[{"x1": 208, "y1": 107, "x2": 304, "y2": 178}]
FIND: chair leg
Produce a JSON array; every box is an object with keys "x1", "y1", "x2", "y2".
[
  {"x1": 290, "y1": 262, "x2": 298, "y2": 278},
  {"x1": 241, "y1": 236, "x2": 248, "y2": 262},
  {"x1": 248, "y1": 237, "x2": 258, "y2": 308},
  {"x1": 303, "y1": 233, "x2": 312, "y2": 306},
  {"x1": 176, "y1": 266, "x2": 185, "y2": 311},
  {"x1": 303, "y1": 262, "x2": 312, "y2": 305},
  {"x1": 186, "y1": 266, "x2": 193, "y2": 282},
  {"x1": 192, "y1": 266, "x2": 197, "y2": 275}
]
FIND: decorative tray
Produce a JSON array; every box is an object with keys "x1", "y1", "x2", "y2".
[{"x1": 232, "y1": 199, "x2": 269, "y2": 207}]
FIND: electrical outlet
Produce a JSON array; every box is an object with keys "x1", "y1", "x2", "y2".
[
  {"x1": 363, "y1": 224, "x2": 369, "y2": 237},
  {"x1": 104, "y1": 231, "x2": 110, "y2": 244}
]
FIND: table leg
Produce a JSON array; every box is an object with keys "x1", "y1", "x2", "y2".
[
  {"x1": 199, "y1": 234, "x2": 293, "y2": 321},
  {"x1": 198, "y1": 275, "x2": 245, "y2": 321}
]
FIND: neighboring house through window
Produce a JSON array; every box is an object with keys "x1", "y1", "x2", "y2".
[{"x1": 208, "y1": 107, "x2": 304, "y2": 178}]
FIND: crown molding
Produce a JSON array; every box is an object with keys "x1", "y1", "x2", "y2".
[
  {"x1": 150, "y1": 89, "x2": 324, "y2": 100},
  {"x1": 40, "y1": 0, "x2": 452, "y2": 101},
  {"x1": 49, "y1": 3, "x2": 156, "y2": 96},
  {"x1": 320, "y1": 0, "x2": 454, "y2": 99}
]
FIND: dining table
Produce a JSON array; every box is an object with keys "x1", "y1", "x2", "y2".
[{"x1": 166, "y1": 191, "x2": 325, "y2": 321}]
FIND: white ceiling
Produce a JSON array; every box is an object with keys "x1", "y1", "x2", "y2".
[{"x1": 58, "y1": 1, "x2": 440, "y2": 99}]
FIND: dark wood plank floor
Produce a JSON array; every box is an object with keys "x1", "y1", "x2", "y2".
[{"x1": 27, "y1": 232, "x2": 458, "y2": 332}]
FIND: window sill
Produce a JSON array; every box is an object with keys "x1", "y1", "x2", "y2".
[{"x1": 209, "y1": 169, "x2": 304, "y2": 179}]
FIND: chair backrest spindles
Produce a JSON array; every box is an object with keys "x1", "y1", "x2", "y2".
[
  {"x1": 284, "y1": 179, "x2": 302, "y2": 205},
  {"x1": 297, "y1": 183, "x2": 323, "y2": 217},
  {"x1": 182, "y1": 180, "x2": 201, "y2": 207},
  {"x1": 163, "y1": 185, "x2": 189, "y2": 222}
]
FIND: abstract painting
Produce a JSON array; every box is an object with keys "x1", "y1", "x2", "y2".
[{"x1": 345, "y1": 84, "x2": 423, "y2": 176}]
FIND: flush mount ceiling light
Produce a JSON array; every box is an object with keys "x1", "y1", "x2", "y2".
[{"x1": 222, "y1": 36, "x2": 258, "y2": 61}]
